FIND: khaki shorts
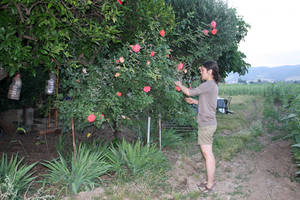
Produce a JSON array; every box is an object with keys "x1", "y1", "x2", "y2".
[{"x1": 198, "y1": 125, "x2": 217, "y2": 145}]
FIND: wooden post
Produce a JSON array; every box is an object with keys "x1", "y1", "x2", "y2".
[
  {"x1": 48, "y1": 108, "x2": 51, "y2": 128},
  {"x1": 72, "y1": 117, "x2": 76, "y2": 161}
]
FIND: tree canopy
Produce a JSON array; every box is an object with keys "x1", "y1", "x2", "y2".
[{"x1": 0, "y1": 0, "x2": 250, "y2": 134}]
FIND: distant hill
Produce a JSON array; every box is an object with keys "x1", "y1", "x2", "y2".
[{"x1": 225, "y1": 64, "x2": 300, "y2": 83}]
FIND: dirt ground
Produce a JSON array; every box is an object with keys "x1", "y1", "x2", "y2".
[
  {"x1": 66, "y1": 131, "x2": 300, "y2": 200},
  {"x1": 1, "y1": 103, "x2": 300, "y2": 200}
]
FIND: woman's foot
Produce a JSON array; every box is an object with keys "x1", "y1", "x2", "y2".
[
  {"x1": 196, "y1": 181, "x2": 207, "y2": 189},
  {"x1": 201, "y1": 183, "x2": 215, "y2": 193}
]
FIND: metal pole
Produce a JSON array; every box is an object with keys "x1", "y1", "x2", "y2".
[
  {"x1": 158, "y1": 114, "x2": 162, "y2": 150},
  {"x1": 147, "y1": 116, "x2": 151, "y2": 147}
]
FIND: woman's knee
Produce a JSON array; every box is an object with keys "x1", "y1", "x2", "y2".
[{"x1": 200, "y1": 145, "x2": 214, "y2": 159}]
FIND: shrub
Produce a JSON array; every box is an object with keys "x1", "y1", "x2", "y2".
[
  {"x1": 43, "y1": 144, "x2": 111, "y2": 195},
  {"x1": 161, "y1": 129, "x2": 183, "y2": 149},
  {"x1": 107, "y1": 140, "x2": 168, "y2": 178}
]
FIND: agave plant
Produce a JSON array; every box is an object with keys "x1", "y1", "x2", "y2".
[
  {"x1": 107, "y1": 139, "x2": 168, "y2": 177},
  {"x1": 161, "y1": 129, "x2": 183, "y2": 149},
  {"x1": 0, "y1": 154, "x2": 36, "y2": 198},
  {"x1": 43, "y1": 143, "x2": 111, "y2": 194}
]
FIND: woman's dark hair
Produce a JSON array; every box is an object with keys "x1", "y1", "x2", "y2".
[{"x1": 202, "y1": 60, "x2": 221, "y2": 84}]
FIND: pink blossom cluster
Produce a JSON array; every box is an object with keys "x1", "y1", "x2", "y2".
[
  {"x1": 88, "y1": 114, "x2": 105, "y2": 123},
  {"x1": 203, "y1": 20, "x2": 218, "y2": 36}
]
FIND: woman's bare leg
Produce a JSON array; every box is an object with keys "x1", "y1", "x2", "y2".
[{"x1": 200, "y1": 144, "x2": 215, "y2": 188}]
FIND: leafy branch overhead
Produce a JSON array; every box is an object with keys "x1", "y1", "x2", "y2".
[
  {"x1": 0, "y1": 0, "x2": 250, "y2": 134},
  {"x1": 0, "y1": 0, "x2": 123, "y2": 76}
]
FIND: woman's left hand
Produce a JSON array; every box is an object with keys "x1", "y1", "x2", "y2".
[{"x1": 174, "y1": 81, "x2": 181, "y2": 87}]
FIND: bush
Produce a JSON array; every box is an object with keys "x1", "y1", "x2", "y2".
[
  {"x1": 43, "y1": 144, "x2": 111, "y2": 195},
  {"x1": 107, "y1": 140, "x2": 168, "y2": 178},
  {"x1": 161, "y1": 129, "x2": 183, "y2": 149},
  {"x1": 0, "y1": 154, "x2": 36, "y2": 199}
]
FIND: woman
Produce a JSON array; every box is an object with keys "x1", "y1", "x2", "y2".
[{"x1": 174, "y1": 60, "x2": 220, "y2": 193}]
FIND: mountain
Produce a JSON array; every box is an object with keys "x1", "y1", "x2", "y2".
[{"x1": 225, "y1": 64, "x2": 300, "y2": 83}]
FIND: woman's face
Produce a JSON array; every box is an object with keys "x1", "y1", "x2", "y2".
[{"x1": 200, "y1": 66, "x2": 212, "y2": 80}]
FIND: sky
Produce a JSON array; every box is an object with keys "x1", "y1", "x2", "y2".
[{"x1": 226, "y1": 0, "x2": 300, "y2": 67}]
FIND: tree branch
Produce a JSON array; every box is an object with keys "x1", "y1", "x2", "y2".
[
  {"x1": 0, "y1": 4, "x2": 8, "y2": 10},
  {"x1": 23, "y1": 35, "x2": 37, "y2": 41},
  {"x1": 14, "y1": 3, "x2": 24, "y2": 23},
  {"x1": 89, "y1": 47, "x2": 102, "y2": 65},
  {"x1": 26, "y1": 1, "x2": 42, "y2": 16}
]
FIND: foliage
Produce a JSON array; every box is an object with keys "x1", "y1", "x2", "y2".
[
  {"x1": 161, "y1": 129, "x2": 183, "y2": 148},
  {"x1": 0, "y1": 0, "x2": 123, "y2": 76},
  {"x1": 166, "y1": 0, "x2": 250, "y2": 79},
  {"x1": 0, "y1": 154, "x2": 36, "y2": 199},
  {"x1": 0, "y1": 176, "x2": 18, "y2": 200},
  {"x1": 107, "y1": 140, "x2": 168, "y2": 178},
  {"x1": 42, "y1": 143, "x2": 111, "y2": 195},
  {"x1": 56, "y1": 27, "x2": 189, "y2": 132}
]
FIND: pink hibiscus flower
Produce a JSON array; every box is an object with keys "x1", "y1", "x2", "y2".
[
  {"x1": 131, "y1": 44, "x2": 141, "y2": 53},
  {"x1": 160, "y1": 30, "x2": 165, "y2": 37},
  {"x1": 211, "y1": 20, "x2": 217, "y2": 28},
  {"x1": 203, "y1": 29, "x2": 209, "y2": 35},
  {"x1": 88, "y1": 114, "x2": 96, "y2": 122},
  {"x1": 178, "y1": 62, "x2": 183, "y2": 71},
  {"x1": 211, "y1": 29, "x2": 217, "y2": 35},
  {"x1": 143, "y1": 86, "x2": 151, "y2": 93}
]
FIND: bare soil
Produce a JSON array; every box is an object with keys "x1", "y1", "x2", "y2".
[
  {"x1": 1, "y1": 101, "x2": 299, "y2": 200},
  {"x1": 65, "y1": 132, "x2": 300, "y2": 200}
]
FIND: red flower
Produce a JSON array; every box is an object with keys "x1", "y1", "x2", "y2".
[
  {"x1": 151, "y1": 51, "x2": 156, "y2": 57},
  {"x1": 211, "y1": 29, "x2": 217, "y2": 35},
  {"x1": 88, "y1": 114, "x2": 96, "y2": 123},
  {"x1": 131, "y1": 44, "x2": 141, "y2": 53},
  {"x1": 143, "y1": 86, "x2": 151, "y2": 93},
  {"x1": 117, "y1": 92, "x2": 122, "y2": 96},
  {"x1": 178, "y1": 62, "x2": 183, "y2": 71},
  {"x1": 116, "y1": 59, "x2": 120, "y2": 64},
  {"x1": 117, "y1": 0, "x2": 123, "y2": 5},
  {"x1": 203, "y1": 29, "x2": 209, "y2": 36},
  {"x1": 211, "y1": 20, "x2": 217, "y2": 28},
  {"x1": 176, "y1": 86, "x2": 181, "y2": 92},
  {"x1": 160, "y1": 30, "x2": 165, "y2": 37},
  {"x1": 100, "y1": 114, "x2": 105, "y2": 119}
]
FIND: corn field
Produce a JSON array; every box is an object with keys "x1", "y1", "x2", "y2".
[
  {"x1": 220, "y1": 82, "x2": 300, "y2": 175},
  {"x1": 219, "y1": 82, "x2": 300, "y2": 97}
]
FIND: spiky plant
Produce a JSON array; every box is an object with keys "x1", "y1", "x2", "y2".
[
  {"x1": 43, "y1": 143, "x2": 111, "y2": 194},
  {"x1": 0, "y1": 154, "x2": 36, "y2": 198},
  {"x1": 107, "y1": 139, "x2": 168, "y2": 177}
]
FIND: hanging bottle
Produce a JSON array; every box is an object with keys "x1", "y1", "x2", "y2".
[
  {"x1": 8, "y1": 73, "x2": 22, "y2": 100},
  {"x1": 0, "y1": 67, "x2": 7, "y2": 81},
  {"x1": 45, "y1": 72, "x2": 56, "y2": 95}
]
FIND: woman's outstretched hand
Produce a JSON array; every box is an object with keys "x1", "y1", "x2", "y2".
[
  {"x1": 174, "y1": 81, "x2": 182, "y2": 87},
  {"x1": 185, "y1": 97, "x2": 198, "y2": 105}
]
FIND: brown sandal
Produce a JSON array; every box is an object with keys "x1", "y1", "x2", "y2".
[
  {"x1": 196, "y1": 182, "x2": 207, "y2": 189},
  {"x1": 202, "y1": 184, "x2": 215, "y2": 193}
]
